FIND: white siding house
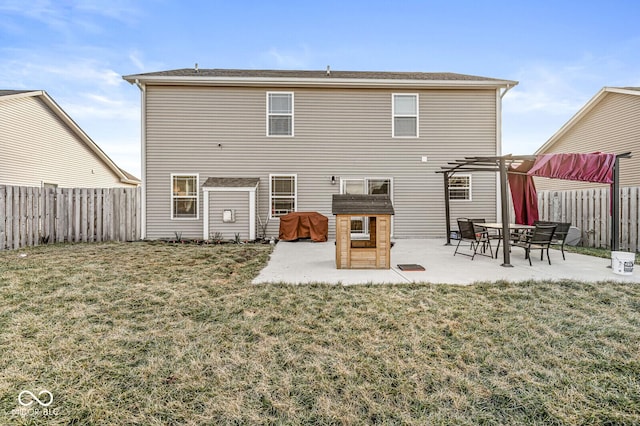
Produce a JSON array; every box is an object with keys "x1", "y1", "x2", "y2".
[
  {"x1": 534, "y1": 87, "x2": 640, "y2": 190},
  {"x1": 123, "y1": 68, "x2": 517, "y2": 240},
  {"x1": 0, "y1": 90, "x2": 139, "y2": 188}
]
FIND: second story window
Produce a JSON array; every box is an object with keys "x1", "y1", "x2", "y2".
[
  {"x1": 267, "y1": 92, "x2": 294, "y2": 136},
  {"x1": 393, "y1": 94, "x2": 418, "y2": 137}
]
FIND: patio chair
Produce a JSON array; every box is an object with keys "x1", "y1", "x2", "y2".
[
  {"x1": 471, "y1": 218, "x2": 501, "y2": 255},
  {"x1": 513, "y1": 223, "x2": 557, "y2": 266},
  {"x1": 534, "y1": 220, "x2": 571, "y2": 260},
  {"x1": 454, "y1": 218, "x2": 493, "y2": 260}
]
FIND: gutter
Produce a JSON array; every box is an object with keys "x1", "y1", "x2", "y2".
[
  {"x1": 130, "y1": 78, "x2": 147, "y2": 239},
  {"x1": 123, "y1": 75, "x2": 518, "y2": 90},
  {"x1": 500, "y1": 82, "x2": 517, "y2": 98}
]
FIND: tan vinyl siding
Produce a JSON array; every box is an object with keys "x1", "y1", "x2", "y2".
[
  {"x1": 535, "y1": 92, "x2": 640, "y2": 190},
  {"x1": 207, "y1": 191, "x2": 250, "y2": 240},
  {"x1": 0, "y1": 96, "x2": 126, "y2": 188},
  {"x1": 144, "y1": 85, "x2": 499, "y2": 239}
]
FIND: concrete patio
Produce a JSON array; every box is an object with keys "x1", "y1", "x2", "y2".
[{"x1": 252, "y1": 239, "x2": 640, "y2": 285}]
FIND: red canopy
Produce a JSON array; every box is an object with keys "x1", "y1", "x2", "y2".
[
  {"x1": 508, "y1": 160, "x2": 539, "y2": 225},
  {"x1": 509, "y1": 153, "x2": 616, "y2": 225},
  {"x1": 527, "y1": 153, "x2": 616, "y2": 184}
]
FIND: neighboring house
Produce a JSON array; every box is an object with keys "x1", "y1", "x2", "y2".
[
  {"x1": 534, "y1": 87, "x2": 640, "y2": 190},
  {"x1": 0, "y1": 90, "x2": 140, "y2": 188},
  {"x1": 123, "y1": 68, "x2": 517, "y2": 240}
]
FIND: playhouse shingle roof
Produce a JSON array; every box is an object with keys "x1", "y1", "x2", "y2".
[{"x1": 332, "y1": 194, "x2": 395, "y2": 215}]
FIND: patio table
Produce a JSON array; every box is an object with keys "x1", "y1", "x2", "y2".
[{"x1": 477, "y1": 223, "x2": 535, "y2": 258}]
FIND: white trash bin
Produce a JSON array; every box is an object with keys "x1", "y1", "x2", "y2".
[{"x1": 611, "y1": 251, "x2": 635, "y2": 275}]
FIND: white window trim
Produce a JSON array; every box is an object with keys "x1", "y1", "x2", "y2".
[
  {"x1": 340, "y1": 177, "x2": 394, "y2": 237},
  {"x1": 449, "y1": 174, "x2": 472, "y2": 201},
  {"x1": 170, "y1": 173, "x2": 200, "y2": 220},
  {"x1": 269, "y1": 173, "x2": 297, "y2": 219},
  {"x1": 340, "y1": 177, "x2": 394, "y2": 200},
  {"x1": 266, "y1": 92, "x2": 294, "y2": 137},
  {"x1": 392, "y1": 93, "x2": 419, "y2": 138}
]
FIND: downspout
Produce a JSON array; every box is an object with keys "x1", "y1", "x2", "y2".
[
  {"x1": 495, "y1": 83, "x2": 516, "y2": 222},
  {"x1": 134, "y1": 79, "x2": 147, "y2": 239}
]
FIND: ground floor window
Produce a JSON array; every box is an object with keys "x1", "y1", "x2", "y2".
[
  {"x1": 340, "y1": 177, "x2": 393, "y2": 234},
  {"x1": 269, "y1": 174, "x2": 297, "y2": 218},
  {"x1": 448, "y1": 174, "x2": 471, "y2": 200},
  {"x1": 171, "y1": 174, "x2": 199, "y2": 219}
]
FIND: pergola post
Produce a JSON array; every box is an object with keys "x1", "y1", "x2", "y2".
[
  {"x1": 443, "y1": 172, "x2": 452, "y2": 245},
  {"x1": 499, "y1": 157, "x2": 512, "y2": 267},
  {"x1": 611, "y1": 155, "x2": 621, "y2": 252},
  {"x1": 611, "y1": 152, "x2": 632, "y2": 252}
]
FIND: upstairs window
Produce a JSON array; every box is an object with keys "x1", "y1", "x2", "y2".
[
  {"x1": 171, "y1": 174, "x2": 199, "y2": 219},
  {"x1": 393, "y1": 94, "x2": 418, "y2": 137},
  {"x1": 269, "y1": 174, "x2": 297, "y2": 218},
  {"x1": 448, "y1": 175, "x2": 471, "y2": 201},
  {"x1": 267, "y1": 92, "x2": 294, "y2": 136}
]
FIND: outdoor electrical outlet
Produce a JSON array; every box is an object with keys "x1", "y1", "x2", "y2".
[{"x1": 421, "y1": 156, "x2": 428, "y2": 162}]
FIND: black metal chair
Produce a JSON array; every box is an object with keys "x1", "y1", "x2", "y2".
[
  {"x1": 454, "y1": 218, "x2": 493, "y2": 260},
  {"x1": 471, "y1": 218, "x2": 502, "y2": 255},
  {"x1": 513, "y1": 223, "x2": 557, "y2": 265},
  {"x1": 534, "y1": 221, "x2": 571, "y2": 260}
]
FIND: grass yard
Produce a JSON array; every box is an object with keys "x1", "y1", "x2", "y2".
[{"x1": 1, "y1": 242, "x2": 639, "y2": 425}]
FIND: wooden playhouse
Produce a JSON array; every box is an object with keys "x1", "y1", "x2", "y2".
[{"x1": 332, "y1": 194, "x2": 395, "y2": 269}]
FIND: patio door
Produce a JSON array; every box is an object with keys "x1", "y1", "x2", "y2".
[{"x1": 340, "y1": 178, "x2": 392, "y2": 237}]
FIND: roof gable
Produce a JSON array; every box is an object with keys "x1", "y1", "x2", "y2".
[
  {"x1": 536, "y1": 87, "x2": 640, "y2": 154},
  {"x1": 0, "y1": 90, "x2": 139, "y2": 185}
]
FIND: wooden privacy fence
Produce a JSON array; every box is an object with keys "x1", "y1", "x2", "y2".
[
  {"x1": 1, "y1": 185, "x2": 141, "y2": 250},
  {"x1": 537, "y1": 186, "x2": 640, "y2": 252}
]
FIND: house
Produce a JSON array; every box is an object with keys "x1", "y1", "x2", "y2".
[
  {"x1": 534, "y1": 87, "x2": 640, "y2": 190},
  {"x1": 123, "y1": 68, "x2": 517, "y2": 241},
  {"x1": 0, "y1": 90, "x2": 139, "y2": 188}
]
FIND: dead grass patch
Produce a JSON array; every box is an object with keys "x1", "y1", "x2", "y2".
[{"x1": 0, "y1": 242, "x2": 639, "y2": 424}]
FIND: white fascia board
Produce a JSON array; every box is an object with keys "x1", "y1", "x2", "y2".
[
  {"x1": 0, "y1": 90, "x2": 45, "y2": 102},
  {"x1": 123, "y1": 75, "x2": 518, "y2": 90},
  {"x1": 604, "y1": 87, "x2": 640, "y2": 96}
]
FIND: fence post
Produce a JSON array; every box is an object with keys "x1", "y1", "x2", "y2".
[
  {"x1": 118, "y1": 188, "x2": 126, "y2": 241},
  {"x1": 88, "y1": 188, "x2": 95, "y2": 242},
  {"x1": 103, "y1": 188, "x2": 111, "y2": 241},
  {"x1": 13, "y1": 186, "x2": 20, "y2": 249},
  {"x1": 0, "y1": 186, "x2": 6, "y2": 250},
  {"x1": 96, "y1": 188, "x2": 103, "y2": 242}
]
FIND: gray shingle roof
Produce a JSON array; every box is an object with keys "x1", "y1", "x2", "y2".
[
  {"x1": 332, "y1": 194, "x2": 395, "y2": 215},
  {"x1": 124, "y1": 68, "x2": 511, "y2": 83},
  {"x1": 202, "y1": 177, "x2": 260, "y2": 188},
  {"x1": 0, "y1": 90, "x2": 37, "y2": 97}
]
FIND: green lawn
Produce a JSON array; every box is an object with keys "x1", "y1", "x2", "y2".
[{"x1": 1, "y1": 242, "x2": 639, "y2": 425}]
